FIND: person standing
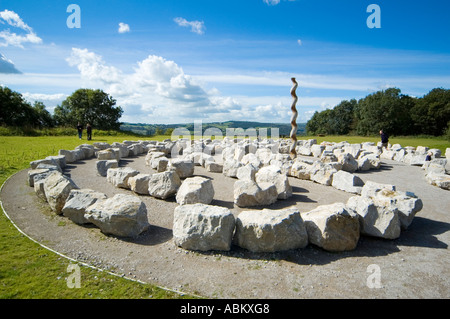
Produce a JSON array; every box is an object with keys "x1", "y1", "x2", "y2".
[
  {"x1": 380, "y1": 130, "x2": 389, "y2": 149},
  {"x1": 77, "y1": 122, "x2": 83, "y2": 140},
  {"x1": 86, "y1": 123, "x2": 92, "y2": 141}
]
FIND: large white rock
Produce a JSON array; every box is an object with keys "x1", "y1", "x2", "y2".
[
  {"x1": 85, "y1": 194, "x2": 150, "y2": 237},
  {"x1": 106, "y1": 167, "x2": 139, "y2": 189},
  {"x1": 337, "y1": 152, "x2": 358, "y2": 173},
  {"x1": 233, "y1": 180, "x2": 278, "y2": 207},
  {"x1": 234, "y1": 208, "x2": 308, "y2": 253},
  {"x1": 96, "y1": 160, "x2": 119, "y2": 177},
  {"x1": 237, "y1": 163, "x2": 258, "y2": 181},
  {"x1": 173, "y1": 204, "x2": 235, "y2": 251},
  {"x1": 289, "y1": 160, "x2": 313, "y2": 180},
  {"x1": 311, "y1": 144, "x2": 325, "y2": 158},
  {"x1": 331, "y1": 170, "x2": 364, "y2": 194},
  {"x1": 361, "y1": 181, "x2": 396, "y2": 198},
  {"x1": 128, "y1": 174, "x2": 152, "y2": 195},
  {"x1": 425, "y1": 172, "x2": 450, "y2": 190},
  {"x1": 97, "y1": 148, "x2": 119, "y2": 161},
  {"x1": 223, "y1": 159, "x2": 243, "y2": 178},
  {"x1": 148, "y1": 171, "x2": 181, "y2": 199},
  {"x1": 301, "y1": 203, "x2": 360, "y2": 252},
  {"x1": 168, "y1": 158, "x2": 195, "y2": 178},
  {"x1": 309, "y1": 161, "x2": 338, "y2": 186},
  {"x1": 62, "y1": 189, "x2": 107, "y2": 224},
  {"x1": 255, "y1": 165, "x2": 292, "y2": 199},
  {"x1": 43, "y1": 172, "x2": 79, "y2": 214},
  {"x1": 346, "y1": 195, "x2": 401, "y2": 239},
  {"x1": 176, "y1": 177, "x2": 215, "y2": 205},
  {"x1": 372, "y1": 189, "x2": 423, "y2": 230}
]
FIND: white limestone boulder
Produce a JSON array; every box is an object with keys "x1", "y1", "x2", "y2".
[
  {"x1": 346, "y1": 195, "x2": 401, "y2": 239},
  {"x1": 43, "y1": 171, "x2": 79, "y2": 214},
  {"x1": 331, "y1": 170, "x2": 364, "y2": 194},
  {"x1": 234, "y1": 208, "x2": 308, "y2": 253},
  {"x1": 176, "y1": 176, "x2": 215, "y2": 205},
  {"x1": 255, "y1": 165, "x2": 292, "y2": 199},
  {"x1": 85, "y1": 194, "x2": 150, "y2": 238},
  {"x1": 173, "y1": 204, "x2": 235, "y2": 251},
  {"x1": 148, "y1": 171, "x2": 181, "y2": 199},
  {"x1": 106, "y1": 167, "x2": 140, "y2": 189},
  {"x1": 128, "y1": 173, "x2": 152, "y2": 195},
  {"x1": 62, "y1": 189, "x2": 107, "y2": 224},
  {"x1": 96, "y1": 160, "x2": 119, "y2": 177},
  {"x1": 233, "y1": 180, "x2": 278, "y2": 207},
  {"x1": 301, "y1": 203, "x2": 360, "y2": 252},
  {"x1": 168, "y1": 158, "x2": 195, "y2": 178}
]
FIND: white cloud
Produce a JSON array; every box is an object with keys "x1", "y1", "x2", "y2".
[
  {"x1": 0, "y1": 10, "x2": 42, "y2": 47},
  {"x1": 174, "y1": 17, "x2": 205, "y2": 35},
  {"x1": 297, "y1": 39, "x2": 302, "y2": 46},
  {"x1": 66, "y1": 48, "x2": 122, "y2": 84},
  {"x1": 118, "y1": 22, "x2": 130, "y2": 34},
  {"x1": 263, "y1": 0, "x2": 281, "y2": 5}
]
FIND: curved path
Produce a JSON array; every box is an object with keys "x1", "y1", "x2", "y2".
[{"x1": 1, "y1": 154, "x2": 449, "y2": 298}]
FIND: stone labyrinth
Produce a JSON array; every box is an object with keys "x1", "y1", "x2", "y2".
[
  {"x1": 28, "y1": 138, "x2": 449, "y2": 250},
  {"x1": 10, "y1": 137, "x2": 450, "y2": 297}
]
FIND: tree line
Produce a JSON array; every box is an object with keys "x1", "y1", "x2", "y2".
[
  {"x1": 306, "y1": 87, "x2": 450, "y2": 137},
  {"x1": 0, "y1": 87, "x2": 123, "y2": 131}
]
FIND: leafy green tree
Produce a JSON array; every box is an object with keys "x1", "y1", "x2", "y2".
[
  {"x1": 55, "y1": 89, "x2": 123, "y2": 130},
  {"x1": 306, "y1": 109, "x2": 333, "y2": 135},
  {"x1": 411, "y1": 88, "x2": 450, "y2": 136},
  {"x1": 0, "y1": 86, "x2": 36, "y2": 127},
  {"x1": 328, "y1": 99, "x2": 357, "y2": 135},
  {"x1": 32, "y1": 101, "x2": 54, "y2": 128},
  {"x1": 356, "y1": 88, "x2": 414, "y2": 136}
]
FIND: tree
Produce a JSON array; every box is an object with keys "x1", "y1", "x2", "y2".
[
  {"x1": 328, "y1": 99, "x2": 357, "y2": 135},
  {"x1": 0, "y1": 86, "x2": 36, "y2": 127},
  {"x1": 32, "y1": 101, "x2": 55, "y2": 128},
  {"x1": 306, "y1": 109, "x2": 333, "y2": 135},
  {"x1": 55, "y1": 89, "x2": 123, "y2": 130},
  {"x1": 356, "y1": 88, "x2": 414, "y2": 136},
  {"x1": 411, "y1": 88, "x2": 450, "y2": 136}
]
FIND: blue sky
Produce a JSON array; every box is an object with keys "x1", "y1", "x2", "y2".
[{"x1": 1, "y1": 0, "x2": 449, "y2": 124}]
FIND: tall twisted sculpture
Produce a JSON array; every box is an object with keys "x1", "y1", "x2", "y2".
[{"x1": 289, "y1": 77, "x2": 298, "y2": 159}]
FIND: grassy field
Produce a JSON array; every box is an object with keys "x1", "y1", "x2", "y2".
[
  {"x1": 0, "y1": 133, "x2": 448, "y2": 299},
  {"x1": 0, "y1": 134, "x2": 192, "y2": 299}
]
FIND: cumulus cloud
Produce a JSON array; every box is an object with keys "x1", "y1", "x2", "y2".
[
  {"x1": 66, "y1": 48, "x2": 122, "y2": 84},
  {"x1": 65, "y1": 48, "x2": 324, "y2": 124},
  {"x1": 0, "y1": 10, "x2": 42, "y2": 47},
  {"x1": 174, "y1": 17, "x2": 205, "y2": 35},
  {"x1": 118, "y1": 22, "x2": 130, "y2": 34},
  {"x1": 263, "y1": 0, "x2": 281, "y2": 5}
]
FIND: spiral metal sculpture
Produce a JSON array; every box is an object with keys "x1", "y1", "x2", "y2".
[{"x1": 289, "y1": 77, "x2": 298, "y2": 159}]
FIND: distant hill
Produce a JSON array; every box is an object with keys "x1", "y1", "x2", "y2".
[{"x1": 120, "y1": 121, "x2": 306, "y2": 137}]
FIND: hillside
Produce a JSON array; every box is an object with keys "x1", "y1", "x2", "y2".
[{"x1": 120, "y1": 121, "x2": 306, "y2": 137}]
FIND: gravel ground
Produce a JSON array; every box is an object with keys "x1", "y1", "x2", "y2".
[{"x1": 1, "y1": 153, "x2": 449, "y2": 299}]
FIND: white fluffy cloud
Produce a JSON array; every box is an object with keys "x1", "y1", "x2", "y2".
[
  {"x1": 64, "y1": 48, "x2": 303, "y2": 124},
  {"x1": 118, "y1": 23, "x2": 130, "y2": 34},
  {"x1": 0, "y1": 10, "x2": 42, "y2": 47},
  {"x1": 263, "y1": 0, "x2": 281, "y2": 5},
  {"x1": 174, "y1": 17, "x2": 205, "y2": 35}
]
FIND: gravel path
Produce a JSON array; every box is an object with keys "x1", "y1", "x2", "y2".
[{"x1": 1, "y1": 153, "x2": 449, "y2": 299}]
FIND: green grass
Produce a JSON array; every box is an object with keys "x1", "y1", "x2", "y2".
[
  {"x1": 0, "y1": 134, "x2": 195, "y2": 299},
  {"x1": 0, "y1": 133, "x2": 448, "y2": 299}
]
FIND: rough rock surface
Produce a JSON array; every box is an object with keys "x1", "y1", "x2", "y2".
[
  {"x1": 173, "y1": 204, "x2": 235, "y2": 251},
  {"x1": 234, "y1": 208, "x2": 308, "y2": 253},
  {"x1": 85, "y1": 194, "x2": 150, "y2": 237}
]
